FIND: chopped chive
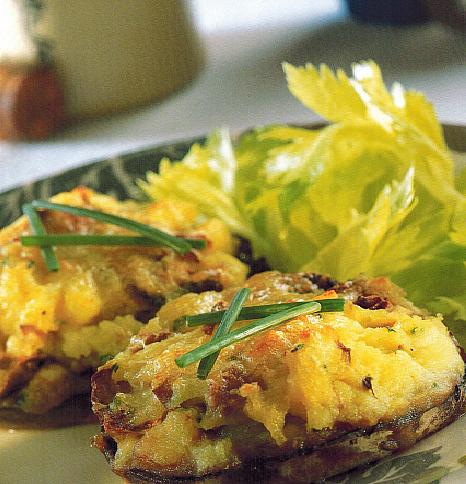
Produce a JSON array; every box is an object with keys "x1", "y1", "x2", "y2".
[
  {"x1": 173, "y1": 317, "x2": 189, "y2": 332},
  {"x1": 197, "y1": 288, "x2": 251, "y2": 379},
  {"x1": 22, "y1": 204, "x2": 59, "y2": 272},
  {"x1": 184, "y1": 299, "x2": 345, "y2": 327},
  {"x1": 30, "y1": 200, "x2": 200, "y2": 254},
  {"x1": 176, "y1": 301, "x2": 321, "y2": 368},
  {"x1": 20, "y1": 234, "x2": 206, "y2": 249}
]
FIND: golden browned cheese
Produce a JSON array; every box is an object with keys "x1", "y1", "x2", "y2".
[
  {"x1": 0, "y1": 187, "x2": 247, "y2": 414},
  {"x1": 92, "y1": 272, "x2": 464, "y2": 479}
]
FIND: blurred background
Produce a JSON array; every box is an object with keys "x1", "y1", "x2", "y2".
[{"x1": 0, "y1": 0, "x2": 465, "y2": 191}]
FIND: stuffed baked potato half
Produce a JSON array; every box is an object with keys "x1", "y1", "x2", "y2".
[
  {"x1": 92, "y1": 271, "x2": 465, "y2": 482},
  {"x1": 0, "y1": 187, "x2": 247, "y2": 423}
]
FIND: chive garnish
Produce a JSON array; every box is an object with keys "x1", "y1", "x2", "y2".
[
  {"x1": 184, "y1": 299, "x2": 345, "y2": 327},
  {"x1": 20, "y1": 234, "x2": 206, "y2": 249},
  {"x1": 175, "y1": 301, "x2": 321, "y2": 368},
  {"x1": 30, "y1": 200, "x2": 200, "y2": 254},
  {"x1": 197, "y1": 288, "x2": 251, "y2": 379},
  {"x1": 22, "y1": 203, "x2": 59, "y2": 272}
]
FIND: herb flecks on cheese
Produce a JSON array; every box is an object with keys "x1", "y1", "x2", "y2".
[{"x1": 93, "y1": 272, "x2": 464, "y2": 476}]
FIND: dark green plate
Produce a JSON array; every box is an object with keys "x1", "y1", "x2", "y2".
[
  {"x1": 0, "y1": 136, "x2": 203, "y2": 228},
  {"x1": 2, "y1": 124, "x2": 465, "y2": 229},
  {"x1": 0, "y1": 125, "x2": 465, "y2": 483}
]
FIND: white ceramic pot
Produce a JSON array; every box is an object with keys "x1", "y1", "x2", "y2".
[{"x1": 0, "y1": 0, "x2": 204, "y2": 120}]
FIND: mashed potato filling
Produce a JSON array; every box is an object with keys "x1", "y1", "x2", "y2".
[
  {"x1": 0, "y1": 187, "x2": 247, "y2": 413},
  {"x1": 95, "y1": 274, "x2": 464, "y2": 475}
]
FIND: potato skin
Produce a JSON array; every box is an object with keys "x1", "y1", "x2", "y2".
[
  {"x1": 92, "y1": 271, "x2": 465, "y2": 482},
  {"x1": 95, "y1": 377, "x2": 465, "y2": 483},
  {"x1": 0, "y1": 187, "x2": 246, "y2": 419}
]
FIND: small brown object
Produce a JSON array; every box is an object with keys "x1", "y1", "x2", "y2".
[
  {"x1": 337, "y1": 341, "x2": 352, "y2": 363},
  {"x1": 0, "y1": 62, "x2": 64, "y2": 140},
  {"x1": 362, "y1": 375, "x2": 376, "y2": 396},
  {"x1": 356, "y1": 295, "x2": 390, "y2": 310}
]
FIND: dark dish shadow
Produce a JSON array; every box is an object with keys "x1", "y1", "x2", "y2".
[
  {"x1": 0, "y1": 423, "x2": 120, "y2": 484},
  {"x1": 279, "y1": 19, "x2": 466, "y2": 81}
]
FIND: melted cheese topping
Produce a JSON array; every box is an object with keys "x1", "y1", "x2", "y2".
[
  {"x1": 100, "y1": 281, "x2": 464, "y2": 474},
  {"x1": 0, "y1": 187, "x2": 247, "y2": 369}
]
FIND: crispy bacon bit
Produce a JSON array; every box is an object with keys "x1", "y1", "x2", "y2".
[
  {"x1": 144, "y1": 332, "x2": 170, "y2": 346},
  {"x1": 203, "y1": 325, "x2": 215, "y2": 335},
  {"x1": 153, "y1": 379, "x2": 173, "y2": 406},
  {"x1": 181, "y1": 251, "x2": 200, "y2": 263},
  {"x1": 208, "y1": 364, "x2": 248, "y2": 410},
  {"x1": 100, "y1": 410, "x2": 130, "y2": 433},
  {"x1": 117, "y1": 380, "x2": 132, "y2": 394},
  {"x1": 91, "y1": 367, "x2": 141, "y2": 431},
  {"x1": 0, "y1": 354, "x2": 41, "y2": 397},
  {"x1": 91, "y1": 369, "x2": 130, "y2": 405},
  {"x1": 336, "y1": 341, "x2": 351, "y2": 364},
  {"x1": 356, "y1": 295, "x2": 390, "y2": 310},
  {"x1": 362, "y1": 376, "x2": 375, "y2": 396},
  {"x1": 305, "y1": 273, "x2": 337, "y2": 290},
  {"x1": 182, "y1": 279, "x2": 224, "y2": 293}
]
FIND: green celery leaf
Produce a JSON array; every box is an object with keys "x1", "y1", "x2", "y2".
[
  {"x1": 139, "y1": 61, "x2": 466, "y2": 346},
  {"x1": 138, "y1": 129, "x2": 256, "y2": 242},
  {"x1": 301, "y1": 168, "x2": 416, "y2": 278}
]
